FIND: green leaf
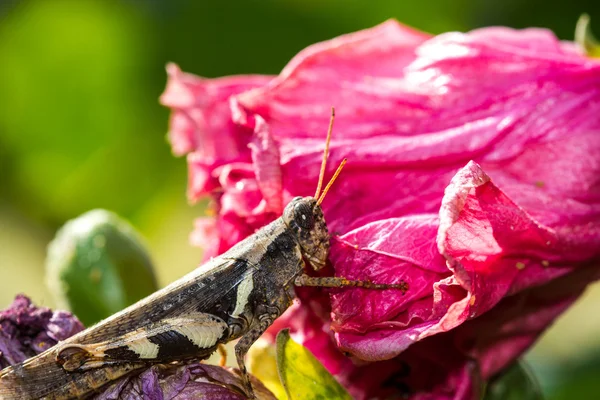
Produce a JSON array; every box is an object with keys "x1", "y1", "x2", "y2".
[
  {"x1": 45, "y1": 209, "x2": 158, "y2": 326},
  {"x1": 247, "y1": 339, "x2": 288, "y2": 400},
  {"x1": 483, "y1": 360, "x2": 544, "y2": 400},
  {"x1": 575, "y1": 14, "x2": 600, "y2": 58},
  {"x1": 276, "y1": 329, "x2": 351, "y2": 400}
]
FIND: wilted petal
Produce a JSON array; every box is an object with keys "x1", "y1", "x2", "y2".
[
  {"x1": 0, "y1": 295, "x2": 83, "y2": 369},
  {"x1": 0, "y1": 333, "x2": 28, "y2": 369},
  {"x1": 94, "y1": 363, "x2": 275, "y2": 400}
]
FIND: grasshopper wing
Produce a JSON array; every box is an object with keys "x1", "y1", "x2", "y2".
[{"x1": 0, "y1": 257, "x2": 256, "y2": 400}]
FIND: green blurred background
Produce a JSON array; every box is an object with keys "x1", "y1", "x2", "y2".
[{"x1": 1, "y1": 0, "x2": 599, "y2": 398}]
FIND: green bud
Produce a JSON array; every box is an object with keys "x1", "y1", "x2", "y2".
[{"x1": 46, "y1": 209, "x2": 158, "y2": 326}]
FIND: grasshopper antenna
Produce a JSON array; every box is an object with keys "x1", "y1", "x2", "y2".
[
  {"x1": 317, "y1": 158, "x2": 347, "y2": 205},
  {"x1": 315, "y1": 107, "x2": 335, "y2": 199}
]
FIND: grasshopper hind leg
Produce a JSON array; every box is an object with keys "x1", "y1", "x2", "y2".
[
  {"x1": 234, "y1": 303, "x2": 287, "y2": 399},
  {"x1": 235, "y1": 321, "x2": 272, "y2": 399},
  {"x1": 55, "y1": 313, "x2": 228, "y2": 372}
]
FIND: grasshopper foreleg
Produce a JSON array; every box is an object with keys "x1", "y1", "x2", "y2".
[{"x1": 295, "y1": 274, "x2": 409, "y2": 293}]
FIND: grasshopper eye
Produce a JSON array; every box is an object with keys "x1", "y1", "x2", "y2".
[{"x1": 293, "y1": 202, "x2": 314, "y2": 229}]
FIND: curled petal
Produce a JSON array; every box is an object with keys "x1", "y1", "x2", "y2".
[{"x1": 249, "y1": 116, "x2": 283, "y2": 214}]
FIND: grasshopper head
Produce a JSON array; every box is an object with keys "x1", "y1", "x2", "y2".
[
  {"x1": 283, "y1": 196, "x2": 330, "y2": 271},
  {"x1": 283, "y1": 108, "x2": 346, "y2": 271}
]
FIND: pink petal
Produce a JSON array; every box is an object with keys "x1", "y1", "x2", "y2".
[
  {"x1": 235, "y1": 20, "x2": 432, "y2": 143},
  {"x1": 329, "y1": 215, "x2": 449, "y2": 334},
  {"x1": 248, "y1": 116, "x2": 283, "y2": 214},
  {"x1": 160, "y1": 63, "x2": 272, "y2": 198}
]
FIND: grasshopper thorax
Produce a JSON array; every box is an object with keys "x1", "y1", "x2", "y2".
[{"x1": 283, "y1": 196, "x2": 330, "y2": 271}]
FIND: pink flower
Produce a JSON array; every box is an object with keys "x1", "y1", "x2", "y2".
[{"x1": 161, "y1": 20, "x2": 600, "y2": 399}]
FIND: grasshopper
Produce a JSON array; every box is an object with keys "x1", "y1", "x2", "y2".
[{"x1": 0, "y1": 109, "x2": 408, "y2": 399}]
